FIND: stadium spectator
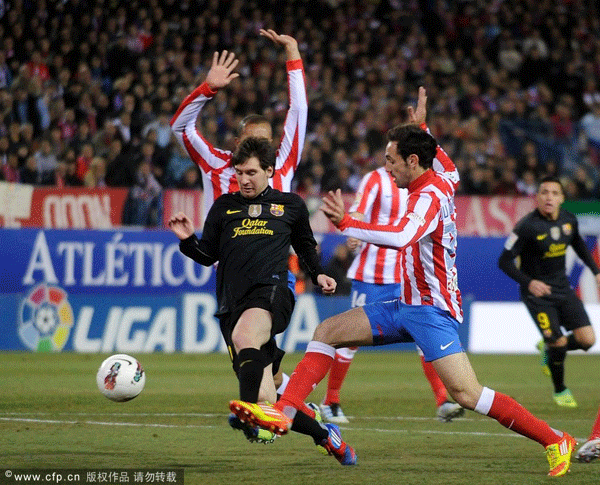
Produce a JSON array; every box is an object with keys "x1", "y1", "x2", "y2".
[{"x1": 0, "y1": 0, "x2": 598, "y2": 201}]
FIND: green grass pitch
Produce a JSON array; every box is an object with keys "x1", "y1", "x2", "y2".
[{"x1": 1, "y1": 351, "x2": 598, "y2": 485}]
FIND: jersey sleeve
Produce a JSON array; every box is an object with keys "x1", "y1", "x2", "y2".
[
  {"x1": 497, "y1": 216, "x2": 532, "y2": 287},
  {"x1": 570, "y1": 217, "x2": 600, "y2": 275},
  {"x1": 274, "y1": 60, "x2": 308, "y2": 178},
  {"x1": 170, "y1": 82, "x2": 232, "y2": 173},
  {"x1": 290, "y1": 196, "x2": 326, "y2": 284},
  {"x1": 337, "y1": 190, "x2": 440, "y2": 250},
  {"x1": 179, "y1": 199, "x2": 222, "y2": 266}
]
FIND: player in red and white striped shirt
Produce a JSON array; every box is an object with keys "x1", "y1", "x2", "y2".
[
  {"x1": 170, "y1": 29, "x2": 307, "y2": 225},
  {"x1": 232, "y1": 123, "x2": 576, "y2": 476},
  {"x1": 321, "y1": 117, "x2": 463, "y2": 424}
]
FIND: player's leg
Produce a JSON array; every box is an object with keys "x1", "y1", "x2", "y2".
[
  {"x1": 231, "y1": 307, "x2": 273, "y2": 403},
  {"x1": 418, "y1": 315, "x2": 575, "y2": 478},
  {"x1": 321, "y1": 281, "x2": 403, "y2": 423},
  {"x1": 562, "y1": 291, "x2": 595, "y2": 351},
  {"x1": 525, "y1": 299, "x2": 576, "y2": 406},
  {"x1": 416, "y1": 345, "x2": 464, "y2": 422},
  {"x1": 320, "y1": 346, "x2": 355, "y2": 423}
]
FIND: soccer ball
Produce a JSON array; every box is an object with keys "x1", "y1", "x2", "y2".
[{"x1": 96, "y1": 354, "x2": 146, "y2": 402}]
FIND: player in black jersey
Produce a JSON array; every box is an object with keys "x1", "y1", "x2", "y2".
[
  {"x1": 499, "y1": 176, "x2": 600, "y2": 407},
  {"x1": 169, "y1": 137, "x2": 336, "y2": 402},
  {"x1": 169, "y1": 137, "x2": 337, "y2": 444}
]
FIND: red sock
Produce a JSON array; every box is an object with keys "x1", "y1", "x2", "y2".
[
  {"x1": 324, "y1": 350, "x2": 355, "y2": 405},
  {"x1": 488, "y1": 392, "x2": 562, "y2": 447},
  {"x1": 589, "y1": 406, "x2": 600, "y2": 440},
  {"x1": 275, "y1": 351, "x2": 334, "y2": 412},
  {"x1": 420, "y1": 355, "x2": 447, "y2": 407}
]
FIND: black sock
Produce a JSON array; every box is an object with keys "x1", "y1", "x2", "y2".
[
  {"x1": 236, "y1": 348, "x2": 266, "y2": 403},
  {"x1": 547, "y1": 345, "x2": 567, "y2": 393},
  {"x1": 566, "y1": 333, "x2": 581, "y2": 351},
  {"x1": 291, "y1": 410, "x2": 329, "y2": 444}
]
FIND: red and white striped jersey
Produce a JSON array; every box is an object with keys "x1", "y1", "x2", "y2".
[
  {"x1": 346, "y1": 167, "x2": 408, "y2": 284},
  {"x1": 170, "y1": 59, "x2": 307, "y2": 223},
  {"x1": 338, "y1": 141, "x2": 463, "y2": 322}
]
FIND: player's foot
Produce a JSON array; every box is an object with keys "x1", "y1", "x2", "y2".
[
  {"x1": 553, "y1": 389, "x2": 578, "y2": 408},
  {"x1": 228, "y1": 414, "x2": 277, "y2": 444},
  {"x1": 306, "y1": 402, "x2": 323, "y2": 423},
  {"x1": 319, "y1": 401, "x2": 349, "y2": 424},
  {"x1": 229, "y1": 400, "x2": 292, "y2": 435},
  {"x1": 545, "y1": 432, "x2": 576, "y2": 477},
  {"x1": 317, "y1": 423, "x2": 357, "y2": 465},
  {"x1": 575, "y1": 437, "x2": 600, "y2": 463},
  {"x1": 536, "y1": 340, "x2": 550, "y2": 376},
  {"x1": 436, "y1": 401, "x2": 464, "y2": 422}
]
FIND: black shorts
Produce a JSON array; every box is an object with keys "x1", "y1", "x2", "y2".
[
  {"x1": 522, "y1": 288, "x2": 592, "y2": 343},
  {"x1": 219, "y1": 284, "x2": 295, "y2": 375}
]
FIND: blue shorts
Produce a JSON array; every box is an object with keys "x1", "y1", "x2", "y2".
[
  {"x1": 362, "y1": 299, "x2": 463, "y2": 362},
  {"x1": 287, "y1": 270, "x2": 296, "y2": 296},
  {"x1": 350, "y1": 280, "x2": 402, "y2": 308}
]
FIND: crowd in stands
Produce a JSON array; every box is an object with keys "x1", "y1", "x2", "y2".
[{"x1": 1, "y1": 0, "x2": 600, "y2": 227}]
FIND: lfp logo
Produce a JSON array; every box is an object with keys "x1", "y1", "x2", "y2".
[{"x1": 18, "y1": 284, "x2": 74, "y2": 351}]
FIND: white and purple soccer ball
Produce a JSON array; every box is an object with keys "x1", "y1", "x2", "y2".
[{"x1": 96, "y1": 354, "x2": 146, "y2": 402}]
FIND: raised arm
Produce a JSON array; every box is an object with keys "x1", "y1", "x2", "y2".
[
  {"x1": 170, "y1": 51, "x2": 239, "y2": 171},
  {"x1": 408, "y1": 86, "x2": 459, "y2": 186},
  {"x1": 260, "y1": 30, "x2": 307, "y2": 182}
]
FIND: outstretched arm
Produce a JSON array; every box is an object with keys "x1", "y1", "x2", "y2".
[
  {"x1": 261, "y1": 29, "x2": 307, "y2": 183},
  {"x1": 321, "y1": 189, "x2": 437, "y2": 250}
]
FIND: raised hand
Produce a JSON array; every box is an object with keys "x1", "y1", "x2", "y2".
[
  {"x1": 407, "y1": 86, "x2": 427, "y2": 125},
  {"x1": 205, "y1": 51, "x2": 240, "y2": 90},
  {"x1": 259, "y1": 29, "x2": 300, "y2": 61}
]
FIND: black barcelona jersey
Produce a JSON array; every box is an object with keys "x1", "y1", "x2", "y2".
[
  {"x1": 499, "y1": 208, "x2": 599, "y2": 297},
  {"x1": 179, "y1": 186, "x2": 325, "y2": 315}
]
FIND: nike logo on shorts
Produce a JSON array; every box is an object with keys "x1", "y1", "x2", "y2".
[{"x1": 440, "y1": 341, "x2": 454, "y2": 351}]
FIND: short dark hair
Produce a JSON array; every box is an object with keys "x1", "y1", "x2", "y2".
[
  {"x1": 237, "y1": 114, "x2": 270, "y2": 137},
  {"x1": 538, "y1": 175, "x2": 564, "y2": 194},
  {"x1": 231, "y1": 136, "x2": 276, "y2": 171},
  {"x1": 386, "y1": 124, "x2": 437, "y2": 169}
]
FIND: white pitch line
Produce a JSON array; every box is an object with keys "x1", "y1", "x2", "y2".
[
  {"x1": 0, "y1": 417, "x2": 216, "y2": 429},
  {"x1": 0, "y1": 416, "x2": 586, "y2": 442}
]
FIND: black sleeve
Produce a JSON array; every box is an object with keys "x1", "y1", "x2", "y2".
[
  {"x1": 498, "y1": 219, "x2": 532, "y2": 288},
  {"x1": 179, "y1": 203, "x2": 221, "y2": 266},
  {"x1": 571, "y1": 218, "x2": 600, "y2": 275},
  {"x1": 290, "y1": 199, "x2": 326, "y2": 285}
]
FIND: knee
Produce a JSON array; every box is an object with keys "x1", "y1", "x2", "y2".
[
  {"x1": 231, "y1": 326, "x2": 252, "y2": 352},
  {"x1": 579, "y1": 335, "x2": 595, "y2": 351}
]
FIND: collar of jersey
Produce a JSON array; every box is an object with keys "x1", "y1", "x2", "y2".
[
  {"x1": 240, "y1": 185, "x2": 271, "y2": 200},
  {"x1": 408, "y1": 168, "x2": 435, "y2": 193}
]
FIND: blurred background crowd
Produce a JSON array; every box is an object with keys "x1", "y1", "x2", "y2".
[{"x1": 1, "y1": 0, "x2": 600, "y2": 210}]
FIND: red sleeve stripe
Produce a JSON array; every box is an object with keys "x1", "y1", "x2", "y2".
[
  {"x1": 182, "y1": 131, "x2": 230, "y2": 173},
  {"x1": 170, "y1": 83, "x2": 216, "y2": 126}
]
